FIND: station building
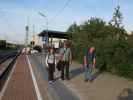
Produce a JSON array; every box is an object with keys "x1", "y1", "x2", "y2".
[{"x1": 38, "y1": 30, "x2": 69, "y2": 48}]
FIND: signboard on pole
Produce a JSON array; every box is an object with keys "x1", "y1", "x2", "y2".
[{"x1": 42, "y1": 36, "x2": 48, "y2": 44}]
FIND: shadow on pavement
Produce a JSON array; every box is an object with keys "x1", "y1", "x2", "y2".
[
  {"x1": 91, "y1": 70, "x2": 101, "y2": 82},
  {"x1": 70, "y1": 67, "x2": 84, "y2": 79},
  {"x1": 70, "y1": 67, "x2": 102, "y2": 81},
  {"x1": 118, "y1": 88, "x2": 133, "y2": 100}
]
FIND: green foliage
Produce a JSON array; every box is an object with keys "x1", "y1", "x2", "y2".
[
  {"x1": 67, "y1": 17, "x2": 133, "y2": 79},
  {"x1": 117, "y1": 64, "x2": 133, "y2": 79},
  {"x1": 110, "y1": 5, "x2": 123, "y2": 28}
]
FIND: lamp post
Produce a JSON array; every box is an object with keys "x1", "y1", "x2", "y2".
[
  {"x1": 117, "y1": 0, "x2": 120, "y2": 6},
  {"x1": 38, "y1": 12, "x2": 49, "y2": 46},
  {"x1": 38, "y1": 12, "x2": 49, "y2": 67}
]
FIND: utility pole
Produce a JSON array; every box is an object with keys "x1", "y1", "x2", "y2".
[
  {"x1": 25, "y1": 25, "x2": 29, "y2": 46},
  {"x1": 25, "y1": 17, "x2": 29, "y2": 47},
  {"x1": 32, "y1": 24, "x2": 35, "y2": 48},
  {"x1": 32, "y1": 24, "x2": 35, "y2": 41}
]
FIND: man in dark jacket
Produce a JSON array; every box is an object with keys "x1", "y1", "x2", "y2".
[{"x1": 84, "y1": 46, "x2": 96, "y2": 82}]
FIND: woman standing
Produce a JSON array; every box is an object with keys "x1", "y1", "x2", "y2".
[{"x1": 46, "y1": 47, "x2": 56, "y2": 84}]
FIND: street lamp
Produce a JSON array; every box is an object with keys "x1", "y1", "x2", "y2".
[
  {"x1": 117, "y1": 0, "x2": 120, "y2": 6},
  {"x1": 38, "y1": 12, "x2": 49, "y2": 68},
  {"x1": 38, "y1": 12, "x2": 49, "y2": 45}
]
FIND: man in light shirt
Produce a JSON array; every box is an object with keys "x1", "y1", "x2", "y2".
[{"x1": 59, "y1": 41, "x2": 72, "y2": 80}]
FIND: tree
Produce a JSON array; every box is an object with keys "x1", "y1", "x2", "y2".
[
  {"x1": 109, "y1": 5, "x2": 128, "y2": 41},
  {"x1": 110, "y1": 5, "x2": 123, "y2": 28}
]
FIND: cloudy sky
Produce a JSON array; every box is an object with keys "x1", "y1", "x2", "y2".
[{"x1": 0, "y1": 0, "x2": 133, "y2": 43}]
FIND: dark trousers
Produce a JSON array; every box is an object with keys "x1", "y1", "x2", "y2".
[
  {"x1": 48, "y1": 63, "x2": 55, "y2": 81},
  {"x1": 61, "y1": 61, "x2": 69, "y2": 80}
]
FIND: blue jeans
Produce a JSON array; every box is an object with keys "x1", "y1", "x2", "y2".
[{"x1": 84, "y1": 64, "x2": 92, "y2": 80}]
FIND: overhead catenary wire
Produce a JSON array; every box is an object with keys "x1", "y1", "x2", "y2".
[
  {"x1": 49, "y1": 0, "x2": 73, "y2": 23},
  {"x1": 38, "y1": 0, "x2": 73, "y2": 30}
]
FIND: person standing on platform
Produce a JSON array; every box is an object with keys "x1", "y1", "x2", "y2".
[
  {"x1": 46, "y1": 47, "x2": 56, "y2": 84},
  {"x1": 83, "y1": 46, "x2": 96, "y2": 82},
  {"x1": 59, "y1": 41, "x2": 72, "y2": 80}
]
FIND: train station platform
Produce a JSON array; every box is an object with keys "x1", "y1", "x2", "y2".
[
  {"x1": 0, "y1": 55, "x2": 37, "y2": 100},
  {"x1": 0, "y1": 54, "x2": 79, "y2": 100}
]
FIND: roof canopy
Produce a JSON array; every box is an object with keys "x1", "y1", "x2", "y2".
[{"x1": 38, "y1": 30, "x2": 69, "y2": 39}]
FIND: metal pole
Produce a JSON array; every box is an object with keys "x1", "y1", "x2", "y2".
[
  {"x1": 25, "y1": 25, "x2": 29, "y2": 46},
  {"x1": 38, "y1": 12, "x2": 49, "y2": 46},
  {"x1": 117, "y1": 0, "x2": 120, "y2": 6},
  {"x1": 38, "y1": 12, "x2": 49, "y2": 67},
  {"x1": 46, "y1": 17, "x2": 49, "y2": 46}
]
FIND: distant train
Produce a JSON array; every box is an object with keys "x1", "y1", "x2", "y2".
[{"x1": 0, "y1": 40, "x2": 19, "y2": 50}]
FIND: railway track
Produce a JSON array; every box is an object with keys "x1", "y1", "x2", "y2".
[
  {"x1": 0, "y1": 52, "x2": 18, "y2": 64},
  {"x1": 0, "y1": 51, "x2": 20, "y2": 91}
]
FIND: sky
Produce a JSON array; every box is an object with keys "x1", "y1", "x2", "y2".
[{"x1": 0, "y1": 0, "x2": 133, "y2": 44}]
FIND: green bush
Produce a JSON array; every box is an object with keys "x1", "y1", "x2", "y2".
[{"x1": 117, "y1": 64, "x2": 133, "y2": 79}]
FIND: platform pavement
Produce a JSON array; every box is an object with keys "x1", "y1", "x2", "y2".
[
  {"x1": 61, "y1": 62, "x2": 133, "y2": 100},
  {"x1": 1, "y1": 53, "x2": 133, "y2": 100},
  {"x1": 0, "y1": 55, "x2": 37, "y2": 100}
]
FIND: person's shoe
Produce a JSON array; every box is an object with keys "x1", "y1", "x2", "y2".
[
  {"x1": 84, "y1": 79, "x2": 88, "y2": 82},
  {"x1": 89, "y1": 79, "x2": 93, "y2": 83},
  {"x1": 89, "y1": 78, "x2": 93, "y2": 83},
  {"x1": 66, "y1": 77, "x2": 70, "y2": 80},
  {"x1": 48, "y1": 81, "x2": 53, "y2": 84},
  {"x1": 61, "y1": 78, "x2": 65, "y2": 81},
  {"x1": 51, "y1": 80, "x2": 55, "y2": 84},
  {"x1": 61, "y1": 76, "x2": 64, "y2": 80},
  {"x1": 49, "y1": 80, "x2": 55, "y2": 85}
]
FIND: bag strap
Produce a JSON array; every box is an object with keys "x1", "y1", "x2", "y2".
[
  {"x1": 63, "y1": 48, "x2": 67, "y2": 54},
  {"x1": 48, "y1": 53, "x2": 50, "y2": 59},
  {"x1": 86, "y1": 49, "x2": 90, "y2": 64}
]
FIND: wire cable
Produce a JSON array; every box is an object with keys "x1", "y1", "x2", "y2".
[{"x1": 49, "y1": 0, "x2": 73, "y2": 23}]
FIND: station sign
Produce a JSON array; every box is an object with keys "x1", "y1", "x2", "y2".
[{"x1": 42, "y1": 36, "x2": 48, "y2": 43}]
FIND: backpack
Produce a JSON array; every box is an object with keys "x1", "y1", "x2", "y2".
[
  {"x1": 86, "y1": 49, "x2": 95, "y2": 65},
  {"x1": 46, "y1": 53, "x2": 55, "y2": 66}
]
